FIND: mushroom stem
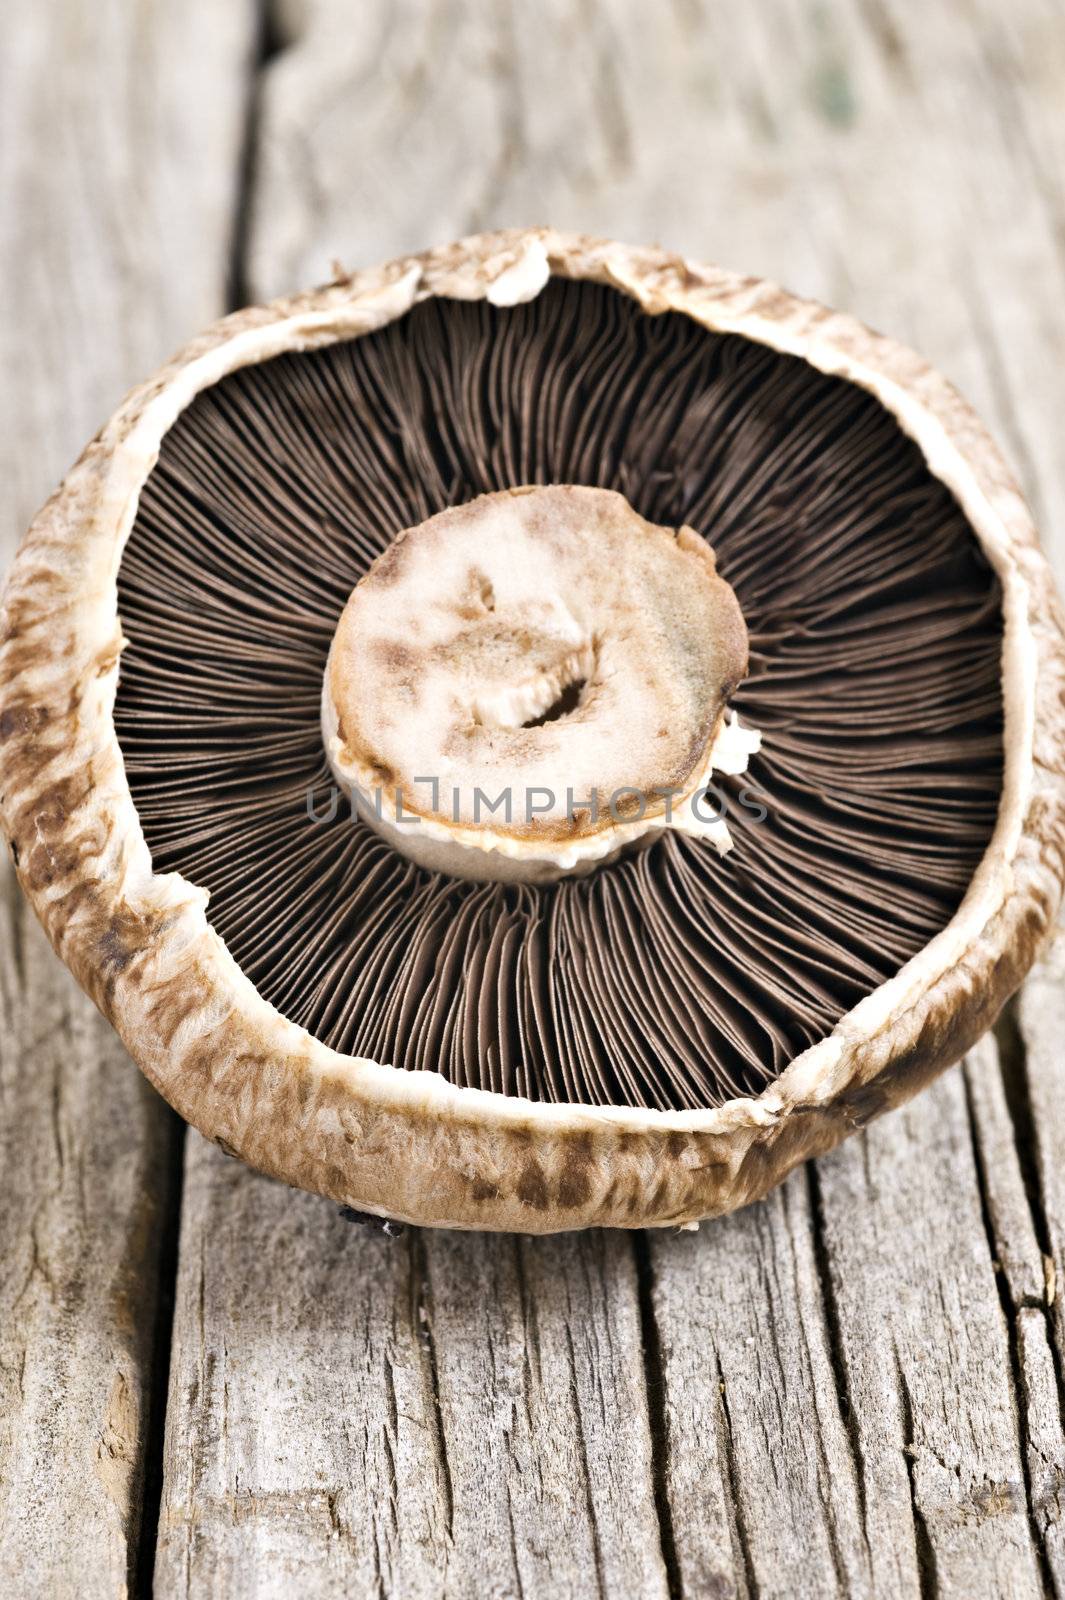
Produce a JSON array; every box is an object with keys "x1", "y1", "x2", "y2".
[{"x1": 322, "y1": 485, "x2": 757, "y2": 882}]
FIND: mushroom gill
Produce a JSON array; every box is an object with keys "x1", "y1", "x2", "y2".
[{"x1": 113, "y1": 277, "x2": 1003, "y2": 1112}]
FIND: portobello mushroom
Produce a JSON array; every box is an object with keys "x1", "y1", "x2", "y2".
[{"x1": 2, "y1": 229, "x2": 1063, "y2": 1232}]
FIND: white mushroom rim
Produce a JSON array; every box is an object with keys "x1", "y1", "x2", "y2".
[{"x1": 4, "y1": 228, "x2": 1056, "y2": 1179}]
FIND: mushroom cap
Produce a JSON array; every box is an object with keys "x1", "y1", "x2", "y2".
[{"x1": 2, "y1": 228, "x2": 1064, "y2": 1233}]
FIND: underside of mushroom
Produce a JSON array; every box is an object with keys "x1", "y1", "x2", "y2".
[
  {"x1": 3, "y1": 231, "x2": 1062, "y2": 1231},
  {"x1": 114, "y1": 274, "x2": 1005, "y2": 1111}
]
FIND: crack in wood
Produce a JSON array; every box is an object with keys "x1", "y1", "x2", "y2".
[
  {"x1": 714, "y1": 1351, "x2": 756, "y2": 1600},
  {"x1": 894, "y1": 1348, "x2": 941, "y2": 1600},
  {"x1": 994, "y1": 1007, "x2": 1057, "y2": 1272},
  {"x1": 408, "y1": 1230, "x2": 455, "y2": 1548},
  {"x1": 228, "y1": 0, "x2": 286, "y2": 313},
  {"x1": 632, "y1": 1232, "x2": 685, "y2": 1600},
  {"x1": 805, "y1": 1162, "x2": 874, "y2": 1569},
  {"x1": 131, "y1": 1113, "x2": 186, "y2": 1600},
  {"x1": 564, "y1": 1316, "x2": 610, "y2": 1600},
  {"x1": 962, "y1": 1053, "x2": 1057, "y2": 1597}
]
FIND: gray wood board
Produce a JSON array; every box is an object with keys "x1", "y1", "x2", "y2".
[{"x1": 0, "y1": 3, "x2": 255, "y2": 1595}]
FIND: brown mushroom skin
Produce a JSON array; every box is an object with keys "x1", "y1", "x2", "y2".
[{"x1": 2, "y1": 228, "x2": 1064, "y2": 1233}]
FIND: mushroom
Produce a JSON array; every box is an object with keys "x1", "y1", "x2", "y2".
[{"x1": 2, "y1": 229, "x2": 1063, "y2": 1233}]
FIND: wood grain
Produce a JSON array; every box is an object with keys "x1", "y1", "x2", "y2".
[
  {"x1": 0, "y1": 3, "x2": 254, "y2": 1594},
  {"x1": 5, "y1": 1, "x2": 1065, "y2": 1596},
  {"x1": 155, "y1": 1140, "x2": 671, "y2": 1596}
]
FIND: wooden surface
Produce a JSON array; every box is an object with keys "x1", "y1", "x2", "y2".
[
  {"x1": 0, "y1": 5, "x2": 254, "y2": 1595},
  {"x1": 3, "y1": 2, "x2": 1065, "y2": 1596}
]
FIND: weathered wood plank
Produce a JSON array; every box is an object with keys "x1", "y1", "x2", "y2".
[
  {"x1": 649, "y1": 1058, "x2": 1050, "y2": 1600},
  {"x1": 0, "y1": 4, "x2": 255, "y2": 1594},
  {"x1": 154, "y1": 1140, "x2": 670, "y2": 1597},
  {"x1": 160, "y1": 1, "x2": 1065, "y2": 1596},
  {"x1": 1018, "y1": 948, "x2": 1065, "y2": 1586},
  {"x1": 0, "y1": 887, "x2": 182, "y2": 1595}
]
